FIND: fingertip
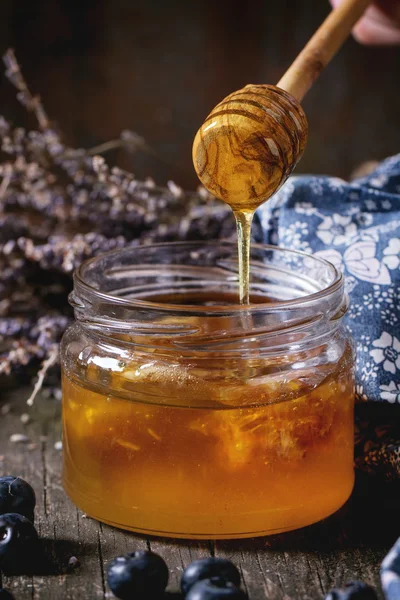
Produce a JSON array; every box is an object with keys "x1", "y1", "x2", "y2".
[{"x1": 352, "y1": 16, "x2": 400, "y2": 45}]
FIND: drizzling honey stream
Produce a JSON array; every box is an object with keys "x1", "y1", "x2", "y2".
[
  {"x1": 193, "y1": 84, "x2": 308, "y2": 304},
  {"x1": 192, "y1": 0, "x2": 374, "y2": 303}
]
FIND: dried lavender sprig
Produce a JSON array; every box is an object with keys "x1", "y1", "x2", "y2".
[
  {"x1": 0, "y1": 340, "x2": 35, "y2": 375},
  {"x1": 16, "y1": 232, "x2": 132, "y2": 273},
  {"x1": 26, "y1": 346, "x2": 59, "y2": 406},
  {"x1": 0, "y1": 129, "x2": 205, "y2": 231},
  {"x1": 0, "y1": 55, "x2": 204, "y2": 226},
  {"x1": 1, "y1": 205, "x2": 234, "y2": 277},
  {"x1": 3, "y1": 49, "x2": 51, "y2": 130},
  {"x1": 0, "y1": 58, "x2": 185, "y2": 228},
  {"x1": 0, "y1": 48, "x2": 235, "y2": 385}
]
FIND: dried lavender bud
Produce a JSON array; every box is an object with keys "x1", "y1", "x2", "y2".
[
  {"x1": 0, "y1": 47, "x2": 233, "y2": 388},
  {"x1": 9, "y1": 434, "x2": 30, "y2": 444}
]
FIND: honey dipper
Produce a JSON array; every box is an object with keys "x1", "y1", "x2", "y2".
[{"x1": 193, "y1": 0, "x2": 372, "y2": 211}]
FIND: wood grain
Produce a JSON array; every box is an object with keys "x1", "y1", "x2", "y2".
[
  {"x1": 192, "y1": 85, "x2": 308, "y2": 210},
  {"x1": 0, "y1": 388, "x2": 397, "y2": 599},
  {"x1": 277, "y1": 0, "x2": 372, "y2": 101}
]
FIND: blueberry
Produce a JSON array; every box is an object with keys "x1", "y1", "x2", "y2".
[
  {"x1": 325, "y1": 581, "x2": 378, "y2": 600},
  {"x1": 181, "y1": 557, "x2": 241, "y2": 595},
  {"x1": 0, "y1": 513, "x2": 39, "y2": 574},
  {"x1": 0, "y1": 476, "x2": 36, "y2": 522},
  {"x1": 381, "y1": 537, "x2": 400, "y2": 600},
  {"x1": 106, "y1": 550, "x2": 168, "y2": 599},
  {"x1": 186, "y1": 577, "x2": 248, "y2": 600},
  {"x1": 0, "y1": 589, "x2": 15, "y2": 599}
]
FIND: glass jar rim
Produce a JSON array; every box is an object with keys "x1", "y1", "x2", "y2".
[{"x1": 74, "y1": 240, "x2": 343, "y2": 315}]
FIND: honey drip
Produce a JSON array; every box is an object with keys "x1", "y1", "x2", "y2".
[
  {"x1": 193, "y1": 84, "x2": 308, "y2": 304},
  {"x1": 233, "y1": 210, "x2": 253, "y2": 304}
]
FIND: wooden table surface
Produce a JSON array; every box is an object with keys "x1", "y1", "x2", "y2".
[{"x1": 0, "y1": 388, "x2": 397, "y2": 600}]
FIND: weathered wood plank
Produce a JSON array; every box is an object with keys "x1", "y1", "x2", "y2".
[
  {"x1": 0, "y1": 390, "x2": 106, "y2": 600},
  {"x1": 0, "y1": 388, "x2": 396, "y2": 599},
  {"x1": 147, "y1": 538, "x2": 212, "y2": 593}
]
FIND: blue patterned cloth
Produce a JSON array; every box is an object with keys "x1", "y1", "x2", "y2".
[
  {"x1": 254, "y1": 154, "x2": 400, "y2": 479},
  {"x1": 382, "y1": 537, "x2": 400, "y2": 600}
]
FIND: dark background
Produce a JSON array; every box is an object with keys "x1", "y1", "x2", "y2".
[{"x1": 1, "y1": 0, "x2": 399, "y2": 190}]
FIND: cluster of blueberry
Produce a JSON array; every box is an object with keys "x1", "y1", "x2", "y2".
[
  {"x1": 106, "y1": 551, "x2": 381, "y2": 600},
  {"x1": 107, "y1": 553, "x2": 246, "y2": 599},
  {"x1": 0, "y1": 474, "x2": 397, "y2": 600},
  {"x1": 0, "y1": 476, "x2": 39, "y2": 599}
]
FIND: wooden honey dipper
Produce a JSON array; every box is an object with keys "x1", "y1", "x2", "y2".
[{"x1": 193, "y1": 0, "x2": 372, "y2": 212}]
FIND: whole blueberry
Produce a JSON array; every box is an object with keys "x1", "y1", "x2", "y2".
[
  {"x1": 0, "y1": 589, "x2": 15, "y2": 599},
  {"x1": 0, "y1": 476, "x2": 36, "y2": 522},
  {"x1": 186, "y1": 577, "x2": 248, "y2": 600},
  {"x1": 107, "y1": 550, "x2": 168, "y2": 599},
  {"x1": 181, "y1": 557, "x2": 241, "y2": 595},
  {"x1": 0, "y1": 513, "x2": 39, "y2": 574},
  {"x1": 325, "y1": 581, "x2": 378, "y2": 600}
]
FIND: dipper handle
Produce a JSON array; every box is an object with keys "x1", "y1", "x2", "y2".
[{"x1": 277, "y1": 0, "x2": 372, "y2": 101}]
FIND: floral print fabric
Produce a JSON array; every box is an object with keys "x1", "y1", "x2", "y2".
[
  {"x1": 254, "y1": 153, "x2": 400, "y2": 404},
  {"x1": 254, "y1": 153, "x2": 400, "y2": 479}
]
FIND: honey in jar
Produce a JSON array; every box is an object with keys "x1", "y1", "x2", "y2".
[{"x1": 61, "y1": 242, "x2": 355, "y2": 539}]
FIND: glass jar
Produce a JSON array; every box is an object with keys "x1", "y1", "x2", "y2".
[{"x1": 61, "y1": 241, "x2": 355, "y2": 539}]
